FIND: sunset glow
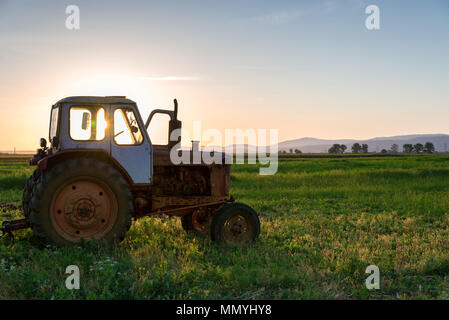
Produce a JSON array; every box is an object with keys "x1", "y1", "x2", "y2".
[{"x1": 0, "y1": 1, "x2": 448, "y2": 151}]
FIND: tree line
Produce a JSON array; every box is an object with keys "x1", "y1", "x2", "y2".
[
  {"x1": 279, "y1": 142, "x2": 436, "y2": 154},
  {"x1": 279, "y1": 149, "x2": 302, "y2": 154},
  {"x1": 328, "y1": 142, "x2": 435, "y2": 154}
]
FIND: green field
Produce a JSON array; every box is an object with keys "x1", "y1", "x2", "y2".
[{"x1": 1, "y1": 155, "x2": 449, "y2": 299}]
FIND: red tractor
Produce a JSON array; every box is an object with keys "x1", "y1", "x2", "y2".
[{"x1": 3, "y1": 96, "x2": 260, "y2": 246}]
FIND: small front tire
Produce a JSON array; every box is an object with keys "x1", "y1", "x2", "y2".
[{"x1": 210, "y1": 202, "x2": 260, "y2": 244}]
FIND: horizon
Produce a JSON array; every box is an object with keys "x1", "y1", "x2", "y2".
[
  {"x1": 1, "y1": 0, "x2": 449, "y2": 150},
  {"x1": 2, "y1": 132, "x2": 449, "y2": 154}
]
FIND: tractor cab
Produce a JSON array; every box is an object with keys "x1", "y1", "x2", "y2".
[{"x1": 33, "y1": 96, "x2": 180, "y2": 185}]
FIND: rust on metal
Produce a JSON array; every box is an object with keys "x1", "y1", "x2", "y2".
[
  {"x1": 191, "y1": 207, "x2": 213, "y2": 232},
  {"x1": 153, "y1": 148, "x2": 227, "y2": 167},
  {"x1": 152, "y1": 195, "x2": 227, "y2": 209},
  {"x1": 50, "y1": 179, "x2": 118, "y2": 242},
  {"x1": 148, "y1": 196, "x2": 232, "y2": 217}
]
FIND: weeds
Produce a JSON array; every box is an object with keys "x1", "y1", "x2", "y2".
[{"x1": 1, "y1": 156, "x2": 449, "y2": 299}]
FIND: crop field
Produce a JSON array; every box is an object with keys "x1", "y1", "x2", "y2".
[{"x1": 1, "y1": 155, "x2": 449, "y2": 299}]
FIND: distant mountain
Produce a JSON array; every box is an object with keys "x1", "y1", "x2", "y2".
[
  {"x1": 9, "y1": 134, "x2": 449, "y2": 155},
  {"x1": 278, "y1": 137, "x2": 357, "y2": 152},
  {"x1": 278, "y1": 134, "x2": 449, "y2": 153}
]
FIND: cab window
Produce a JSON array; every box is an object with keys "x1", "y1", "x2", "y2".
[
  {"x1": 147, "y1": 113, "x2": 170, "y2": 145},
  {"x1": 70, "y1": 106, "x2": 106, "y2": 141},
  {"x1": 49, "y1": 106, "x2": 59, "y2": 141},
  {"x1": 113, "y1": 108, "x2": 143, "y2": 145}
]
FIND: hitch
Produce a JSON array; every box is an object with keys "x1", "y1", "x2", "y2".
[{"x1": 0, "y1": 219, "x2": 31, "y2": 239}]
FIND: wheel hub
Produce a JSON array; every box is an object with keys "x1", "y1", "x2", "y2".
[
  {"x1": 50, "y1": 179, "x2": 117, "y2": 241},
  {"x1": 223, "y1": 213, "x2": 253, "y2": 243},
  {"x1": 230, "y1": 219, "x2": 246, "y2": 234},
  {"x1": 74, "y1": 199, "x2": 96, "y2": 220}
]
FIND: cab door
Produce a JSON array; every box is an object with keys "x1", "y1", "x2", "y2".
[{"x1": 110, "y1": 105, "x2": 152, "y2": 184}]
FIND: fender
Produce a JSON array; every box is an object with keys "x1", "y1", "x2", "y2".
[{"x1": 35, "y1": 148, "x2": 136, "y2": 186}]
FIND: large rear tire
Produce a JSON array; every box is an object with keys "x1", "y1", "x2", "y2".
[
  {"x1": 29, "y1": 158, "x2": 133, "y2": 246},
  {"x1": 22, "y1": 169, "x2": 41, "y2": 218},
  {"x1": 210, "y1": 202, "x2": 260, "y2": 244}
]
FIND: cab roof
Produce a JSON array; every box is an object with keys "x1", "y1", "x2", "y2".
[{"x1": 57, "y1": 96, "x2": 136, "y2": 105}]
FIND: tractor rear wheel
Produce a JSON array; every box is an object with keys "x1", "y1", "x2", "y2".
[
  {"x1": 210, "y1": 202, "x2": 260, "y2": 244},
  {"x1": 22, "y1": 169, "x2": 41, "y2": 218},
  {"x1": 29, "y1": 158, "x2": 133, "y2": 246}
]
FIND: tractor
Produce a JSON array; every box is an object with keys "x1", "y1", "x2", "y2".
[{"x1": 1, "y1": 96, "x2": 260, "y2": 246}]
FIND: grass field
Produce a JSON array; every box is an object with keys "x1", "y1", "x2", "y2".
[{"x1": 1, "y1": 155, "x2": 449, "y2": 299}]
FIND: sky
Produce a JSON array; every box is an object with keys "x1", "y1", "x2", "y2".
[{"x1": 0, "y1": 0, "x2": 448, "y2": 150}]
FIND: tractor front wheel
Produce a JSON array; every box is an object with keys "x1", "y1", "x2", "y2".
[
  {"x1": 29, "y1": 158, "x2": 133, "y2": 246},
  {"x1": 210, "y1": 202, "x2": 260, "y2": 244}
]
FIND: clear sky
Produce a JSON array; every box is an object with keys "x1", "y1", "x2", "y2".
[{"x1": 0, "y1": 0, "x2": 448, "y2": 150}]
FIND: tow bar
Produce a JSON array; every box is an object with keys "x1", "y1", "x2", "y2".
[{"x1": 0, "y1": 219, "x2": 30, "y2": 239}]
